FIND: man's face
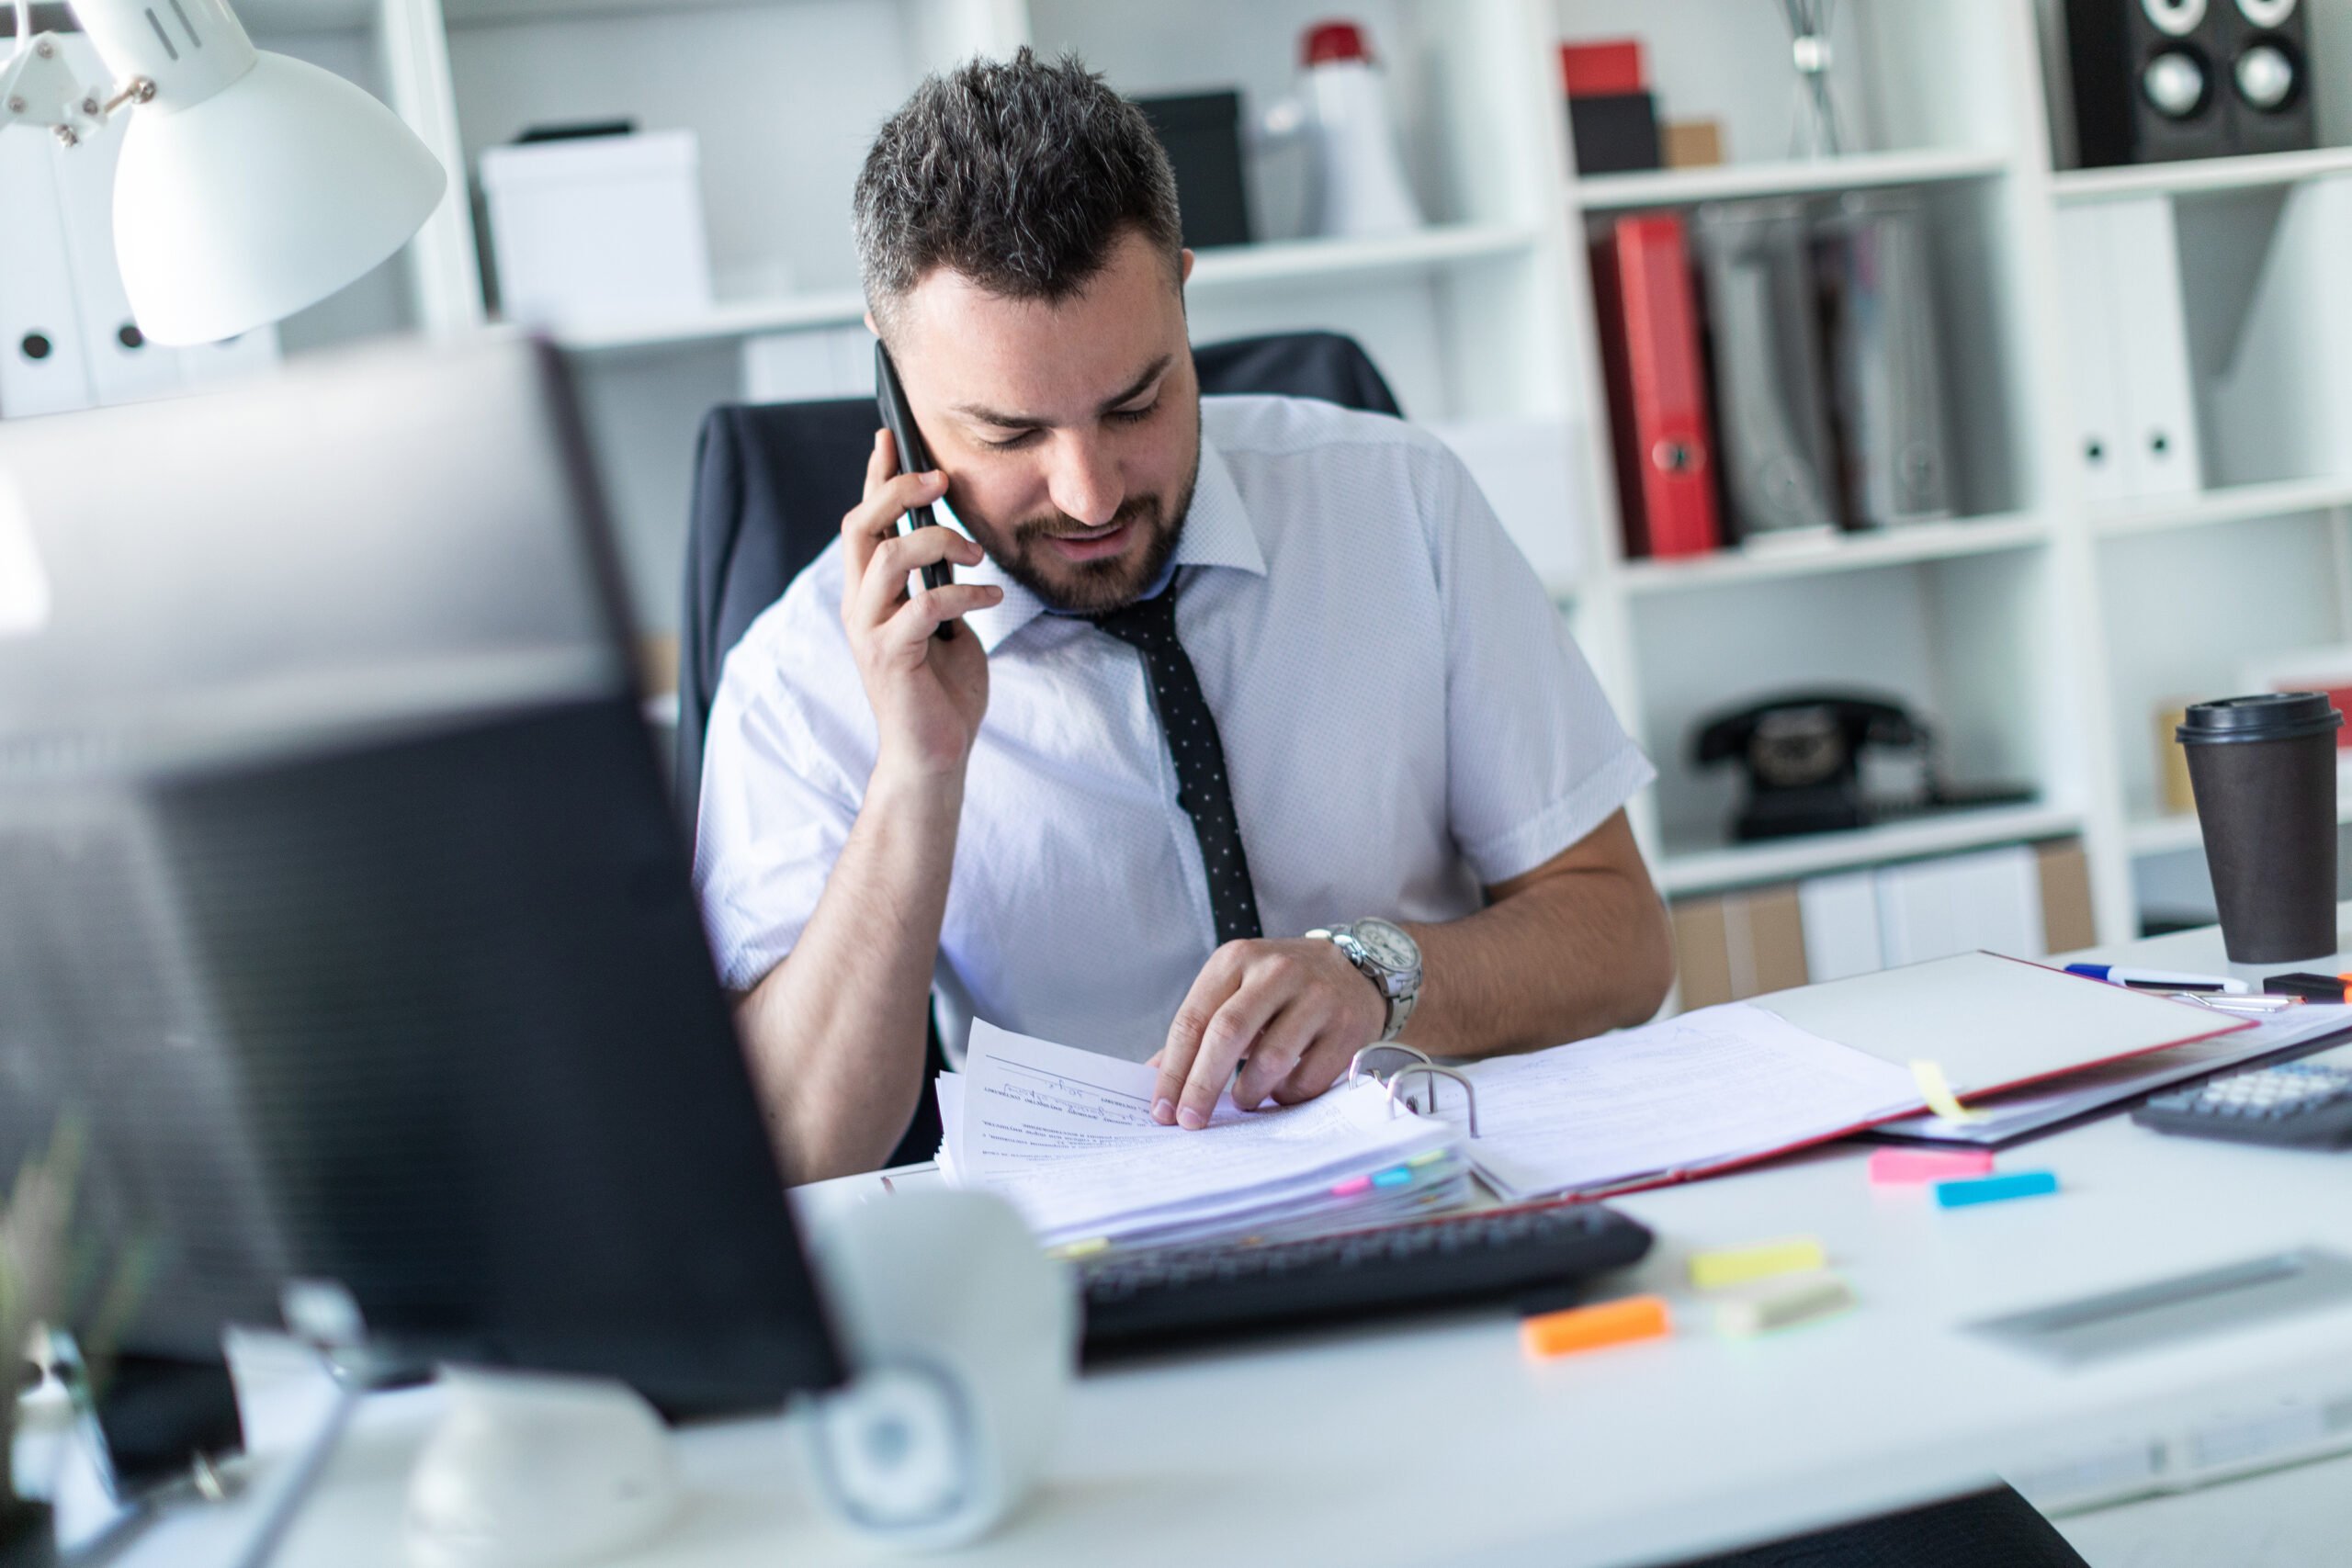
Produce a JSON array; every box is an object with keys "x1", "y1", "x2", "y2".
[{"x1": 882, "y1": 229, "x2": 1200, "y2": 614}]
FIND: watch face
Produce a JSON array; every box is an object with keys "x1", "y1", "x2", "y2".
[{"x1": 1353, "y1": 919, "x2": 1419, "y2": 971}]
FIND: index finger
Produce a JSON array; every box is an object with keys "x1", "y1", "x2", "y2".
[
  {"x1": 1175, "y1": 976, "x2": 1284, "y2": 1130},
  {"x1": 1156, "y1": 948, "x2": 1244, "y2": 1124},
  {"x1": 844, "y1": 430, "x2": 896, "y2": 582}
]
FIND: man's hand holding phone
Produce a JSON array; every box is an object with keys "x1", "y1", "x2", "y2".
[{"x1": 840, "y1": 430, "x2": 1001, "y2": 780}]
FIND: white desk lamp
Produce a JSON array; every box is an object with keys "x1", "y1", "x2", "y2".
[{"x1": 0, "y1": 0, "x2": 444, "y2": 344}]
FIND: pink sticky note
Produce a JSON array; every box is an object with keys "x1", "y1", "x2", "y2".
[
  {"x1": 1330, "y1": 1175, "x2": 1373, "y2": 1198},
  {"x1": 1870, "y1": 1147, "x2": 1995, "y2": 1185}
]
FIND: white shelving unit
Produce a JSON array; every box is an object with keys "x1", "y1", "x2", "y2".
[
  {"x1": 1659, "y1": 803, "x2": 2085, "y2": 898},
  {"x1": 2052, "y1": 143, "x2": 2352, "y2": 203},
  {"x1": 28, "y1": 0, "x2": 2352, "y2": 945},
  {"x1": 1576, "y1": 147, "x2": 2011, "y2": 211}
]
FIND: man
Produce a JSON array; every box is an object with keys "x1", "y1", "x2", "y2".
[
  {"x1": 694, "y1": 49, "x2": 1673, "y2": 1187},
  {"x1": 691, "y1": 56, "x2": 2095, "y2": 1562}
]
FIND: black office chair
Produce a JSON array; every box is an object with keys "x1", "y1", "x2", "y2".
[{"x1": 677, "y1": 330, "x2": 1402, "y2": 1168}]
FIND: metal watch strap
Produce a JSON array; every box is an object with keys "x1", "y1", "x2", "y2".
[{"x1": 1310, "y1": 921, "x2": 1418, "y2": 1043}]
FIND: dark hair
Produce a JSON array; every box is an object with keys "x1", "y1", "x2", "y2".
[{"x1": 853, "y1": 48, "x2": 1183, "y2": 333}]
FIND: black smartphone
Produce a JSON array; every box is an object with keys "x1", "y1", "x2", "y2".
[{"x1": 875, "y1": 341, "x2": 956, "y2": 597}]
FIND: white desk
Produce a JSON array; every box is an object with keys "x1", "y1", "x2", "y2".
[{"x1": 112, "y1": 912, "x2": 2352, "y2": 1567}]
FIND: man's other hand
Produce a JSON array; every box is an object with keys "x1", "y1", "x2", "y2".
[{"x1": 1150, "y1": 938, "x2": 1389, "y2": 1130}]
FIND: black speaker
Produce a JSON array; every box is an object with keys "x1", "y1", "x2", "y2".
[
  {"x1": 2067, "y1": 0, "x2": 2234, "y2": 165},
  {"x1": 2217, "y1": 0, "x2": 2317, "y2": 156}
]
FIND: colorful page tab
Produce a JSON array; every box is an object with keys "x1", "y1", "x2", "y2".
[
  {"x1": 1521, "y1": 1294, "x2": 1671, "y2": 1359},
  {"x1": 1935, "y1": 1170, "x2": 2059, "y2": 1209},
  {"x1": 1690, "y1": 1235, "x2": 1827, "y2": 1291},
  {"x1": 1868, "y1": 1147, "x2": 1994, "y2": 1185},
  {"x1": 1910, "y1": 1059, "x2": 1984, "y2": 1123},
  {"x1": 1714, "y1": 1272, "x2": 1856, "y2": 1337}
]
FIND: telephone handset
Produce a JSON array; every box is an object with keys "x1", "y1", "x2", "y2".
[
  {"x1": 1693, "y1": 692, "x2": 1926, "y2": 840},
  {"x1": 874, "y1": 341, "x2": 956, "y2": 636},
  {"x1": 1695, "y1": 694, "x2": 1918, "y2": 779}
]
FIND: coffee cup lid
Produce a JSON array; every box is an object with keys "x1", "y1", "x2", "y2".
[{"x1": 2177, "y1": 692, "x2": 2346, "y2": 745}]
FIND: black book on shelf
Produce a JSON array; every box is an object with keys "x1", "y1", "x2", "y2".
[
  {"x1": 1569, "y1": 92, "x2": 1662, "y2": 175},
  {"x1": 1135, "y1": 91, "x2": 1253, "y2": 250}
]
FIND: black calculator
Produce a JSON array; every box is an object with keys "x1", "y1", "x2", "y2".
[{"x1": 2132, "y1": 1060, "x2": 2352, "y2": 1148}]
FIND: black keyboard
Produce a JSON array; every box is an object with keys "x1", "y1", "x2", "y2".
[{"x1": 1079, "y1": 1201, "x2": 1655, "y2": 1357}]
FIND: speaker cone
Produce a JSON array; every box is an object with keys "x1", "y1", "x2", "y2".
[
  {"x1": 2142, "y1": 49, "x2": 2211, "y2": 118},
  {"x1": 2233, "y1": 40, "x2": 2299, "y2": 111}
]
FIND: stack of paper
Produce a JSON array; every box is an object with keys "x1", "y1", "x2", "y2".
[{"x1": 939, "y1": 1021, "x2": 1468, "y2": 1249}]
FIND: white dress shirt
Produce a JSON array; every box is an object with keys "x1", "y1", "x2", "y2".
[{"x1": 693, "y1": 394, "x2": 1655, "y2": 1063}]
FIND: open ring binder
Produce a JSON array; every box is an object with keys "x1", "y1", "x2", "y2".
[
  {"x1": 1345, "y1": 1042, "x2": 1432, "y2": 1088},
  {"x1": 1345, "y1": 1044, "x2": 1480, "y2": 1138}
]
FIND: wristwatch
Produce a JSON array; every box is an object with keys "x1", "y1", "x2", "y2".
[{"x1": 1305, "y1": 917, "x2": 1422, "y2": 1043}]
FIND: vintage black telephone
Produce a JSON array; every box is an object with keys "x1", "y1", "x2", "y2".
[{"x1": 1692, "y1": 692, "x2": 2027, "y2": 841}]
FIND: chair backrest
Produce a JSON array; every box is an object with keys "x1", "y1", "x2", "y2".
[{"x1": 674, "y1": 330, "x2": 1401, "y2": 810}]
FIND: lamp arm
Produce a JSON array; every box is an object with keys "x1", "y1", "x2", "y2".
[{"x1": 0, "y1": 25, "x2": 108, "y2": 146}]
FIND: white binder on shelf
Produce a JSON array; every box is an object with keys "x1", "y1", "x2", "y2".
[
  {"x1": 2106, "y1": 197, "x2": 2202, "y2": 501},
  {"x1": 2054, "y1": 204, "x2": 2130, "y2": 507},
  {"x1": 1797, "y1": 869, "x2": 1883, "y2": 983},
  {"x1": 0, "y1": 128, "x2": 96, "y2": 419},
  {"x1": 46, "y1": 59, "x2": 184, "y2": 408},
  {"x1": 741, "y1": 324, "x2": 872, "y2": 403},
  {"x1": 1873, "y1": 845, "x2": 2044, "y2": 968}
]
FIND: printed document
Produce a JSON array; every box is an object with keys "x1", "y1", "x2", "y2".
[
  {"x1": 1870, "y1": 1003, "x2": 2352, "y2": 1145},
  {"x1": 942, "y1": 1021, "x2": 1459, "y2": 1247},
  {"x1": 1458, "y1": 1002, "x2": 1922, "y2": 1199}
]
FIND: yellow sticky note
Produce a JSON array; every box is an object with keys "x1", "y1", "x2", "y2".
[
  {"x1": 1689, "y1": 1235, "x2": 1827, "y2": 1292},
  {"x1": 1049, "y1": 1237, "x2": 1110, "y2": 1260},
  {"x1": 1910, "y1": 1059, "x2": 1984, "y2": 1124}
]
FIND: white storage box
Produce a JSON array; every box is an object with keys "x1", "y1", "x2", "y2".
[
  {"x1": 741, "y1": 326, "x2": 875, "y2": 403},
  {"x1": 480, "y1": 129, "x2": 712, "y2": 328}
]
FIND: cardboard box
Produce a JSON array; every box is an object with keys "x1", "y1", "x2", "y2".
[{"x1": 1671, "y1": 884, "x2": 1807, "y2": 1009}]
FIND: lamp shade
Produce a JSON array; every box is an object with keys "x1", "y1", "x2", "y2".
[{"x1": 110, "y1": 51, "x2": 447, "y2": 345}]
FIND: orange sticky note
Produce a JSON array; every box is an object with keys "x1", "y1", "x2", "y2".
[{"x1": 1521, "y1": 1294, "x2": 1671, "y2": 1359}]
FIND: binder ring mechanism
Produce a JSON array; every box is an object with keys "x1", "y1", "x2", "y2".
[{"x1": 1345, "y1": 1043, "x2": 1479, "y2": 1138}]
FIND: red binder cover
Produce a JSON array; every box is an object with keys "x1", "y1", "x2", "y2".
[{"x1": 1590, "y1": 214, "x2": 1721, "y2": 558}]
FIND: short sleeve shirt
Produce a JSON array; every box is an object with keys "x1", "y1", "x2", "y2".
[{"x1": 693, "y1": 394, "x2": 1655, "y2": 1062}]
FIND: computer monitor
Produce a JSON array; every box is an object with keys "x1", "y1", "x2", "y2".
[{"x1": 0, "y1": 337, "x2": 844, "y2": 1443}]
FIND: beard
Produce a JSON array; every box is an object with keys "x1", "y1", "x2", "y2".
[{"x1": 960, "y1": 441, "x2": 1201, "y2": 615}]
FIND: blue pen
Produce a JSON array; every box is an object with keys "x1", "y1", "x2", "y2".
[{"x1": 2064, "y1": 964, "x2": 2248, "y2": 995}]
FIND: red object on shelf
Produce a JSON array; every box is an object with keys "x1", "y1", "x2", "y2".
[
  {"x1": 1560, "y1": 39, "x2": 1645, "y2": 98},
  {"x1": 1589, "y1": 214, "x2": 1721, "y2": 559},
  {"x1": 1303, "y1": 20, "x2": 1372, "y2": 67}
]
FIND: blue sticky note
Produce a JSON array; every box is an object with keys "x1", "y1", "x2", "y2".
[
  {"x1": 1371, "y1": 1166, "x2": 1412, "y2": 1189},
  {"x1": 1935, "y1": 1170, "x2": 2059, "y2": 1209}
]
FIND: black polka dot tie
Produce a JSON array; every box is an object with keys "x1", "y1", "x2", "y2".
[{"x1": 1089, "y1": 576, "x2": 1263, "y2": 945}]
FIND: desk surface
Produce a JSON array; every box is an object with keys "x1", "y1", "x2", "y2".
[{"x1": 118, "y1": 912, "x2": 2352, "y2": 1568}]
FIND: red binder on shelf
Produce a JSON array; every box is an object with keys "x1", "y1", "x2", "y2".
[{"x1": 1589, "y1": 213, "x2": 1720, "y2": 559}]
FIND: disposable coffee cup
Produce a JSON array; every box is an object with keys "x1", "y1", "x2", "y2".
[{"x1": 2177, "y1": 693, "x2": 2344, "y2": 964}]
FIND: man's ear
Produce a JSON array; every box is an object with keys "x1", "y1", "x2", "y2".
[
  {"x1": 864, "y1": 310, "x2": 881, "y2": 338},
  {"x1": 1180, "y1": 248, "x2": 1195, "y2": 285}
]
